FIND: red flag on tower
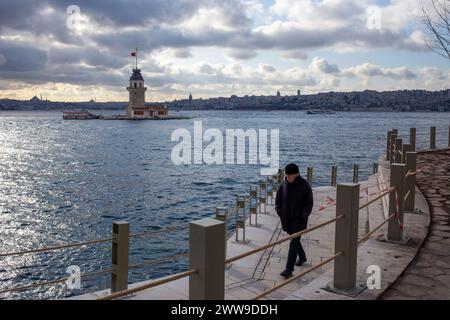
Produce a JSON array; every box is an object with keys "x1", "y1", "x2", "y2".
[{"x1": 131, "y1": 47, "x2": 138, "y2": 69}]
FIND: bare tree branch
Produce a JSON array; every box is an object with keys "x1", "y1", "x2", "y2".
[{"x1": 422, "y1": 0, "x2": 450, "y2": 60}]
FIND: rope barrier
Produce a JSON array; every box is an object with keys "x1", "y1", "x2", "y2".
[
  {"x1": 252, "y1": 251, "x2": 343, "y2": 300},
  {"x1": 128, "y1": 252, "x2": 189, "y2": 270},
  {"x1": 404, "y1": 190, "x2": 411, "y2": 202},
  {"x1": 97, "y1": 269, "x2": 197, "y2": 300},
  {"x1": 358, "y1": 186, "x2": 390, "y2": 199},
  {"x1": 394, "y1": 188, "x2": 404, "y2": 231},
  {"x1": 0, "y1": 237, "x2": 113, "y2": 258},
  {"x1": 358, "y1": 187, "x2": 396, "y2": 211},
  {"x1": 357, "y1": 214, "x2": 396, "y2": 246},
  {"x1": 0, "y1": 268, "x2": 113, "y2": 295},
  {"x1": 129, "y1": 224, "x2": 188, "y2": 239},
  {"x1": 225, "y1": 215, "x2": 344, "y2": 264},
  {"x1": 0, "y1": 225, "x2": 189, "y2": 258}
]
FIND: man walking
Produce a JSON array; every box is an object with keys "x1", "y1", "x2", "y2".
[{"x1": 275, "y1": 163, "x2": 314, "y2": 279}]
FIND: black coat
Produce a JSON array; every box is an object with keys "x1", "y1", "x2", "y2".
[{"x1": 275, "y1": 175, "x2": 313, "y2": 235}]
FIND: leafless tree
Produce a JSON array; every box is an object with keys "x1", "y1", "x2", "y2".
[{"x1": 422, "y1": 0, "x2": 450, "y2": 60}]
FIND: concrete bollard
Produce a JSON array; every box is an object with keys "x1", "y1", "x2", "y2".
[
  {"x1": 271, "y1": 175, "x2": 278, "y2": 202},
  {"x1": 307, "y1": 167, "x2": 313, "y2": 186},
  {"x1": 389, "y1": 133, "x2": 398, "y2": 164},
  {"x1": 448, "y1": 125, "x2": 450, "y2": 148},
  {"x1": 410, "y1": 128, "x2": 416, "y2": 151},
  {"x1": 331, "y1": 166, "x2": 337, "y2": 187},
  {"x1": 430, "y1": 126, "x2": 436, "y2": 149},
  {"x1": 235, "y1": 194, "x2": 249, "y2": 243},
  {"x1": 259, "y1": 180, "x2": 267, "y2": 215},
  {"x1": 352, "y1": 164, "x2": 359, "y2": 184},
  {"x1": 111, "y1": 221, "x2": 129, "y2": 293},
  {"x1": 249, "y1": 186, "x2": 258, "y2": 226},
  {"x1": 386, "y1": 130, "x2": 393, "y2": 160},
  {"x1": 277, "y1": 168, "x2": 284, "y2": 184},
  {"x1": 394, "y1": 138, "x2": 403, "y2": 164},
  {"x1": 215, "y1": 207, "x2": 229, "y2": 259},
  {"x1": 404, "y1": 152, "x2": 417, "y2": 212},
  {"x1": 189, "y1": 218, "x2": 225, "y2": 300},
  {"x1": 266, "y1": 177, "x2": 273, "y2": 205},
  {"x1": 387, "y1": 164, "x2": 406, "y2": 243},
  {"x1": 402, "y1": 143, "x2": 412, "y2": 164},
  {"x1": 332, "y1": 183, "x2": 360, "y2": 293},
  {"x1": 373, "y1": 162, "x2": 378, "y2": 174}
]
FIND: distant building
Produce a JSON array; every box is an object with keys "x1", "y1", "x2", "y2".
[
  {"x1": 297, "y1": 89, "x2": 301, "y2": 96},
  {"x1": 189, "y1": 93, "x2": 192, "y2": 101},
  {"x1": 277, "y1": 90, "x2": 281, "y2": 97},
  {"x1": 126, "y1": 68, "x2": 168, "y2": 118},
  {"x1": 30, "y1": 95, "x2": 41, "y2": 103}
]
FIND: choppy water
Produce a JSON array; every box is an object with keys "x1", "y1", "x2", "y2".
[{"x1": 0, "y1": 110, "x2": 449, "y2": 299}]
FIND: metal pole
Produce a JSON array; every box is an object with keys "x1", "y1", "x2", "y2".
[
  {"x1": 189, "y1": 218, "x2": 225, "y2": 300},
  {"x1": 111, "y1": 221, "x2": 129, "y2": 293}
]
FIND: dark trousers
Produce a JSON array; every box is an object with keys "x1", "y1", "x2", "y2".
[{"x1": 286, "y1": 236, "x2": 306, "y2": 271}]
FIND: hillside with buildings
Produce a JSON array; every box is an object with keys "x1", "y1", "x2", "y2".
[{"x1": 1, "y1": 89, "x2": 449, "y2": 112}]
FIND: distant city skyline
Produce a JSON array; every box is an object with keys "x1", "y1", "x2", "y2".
[{"x1": 0, "y1": 0, "x2": 449, "y2": 102}]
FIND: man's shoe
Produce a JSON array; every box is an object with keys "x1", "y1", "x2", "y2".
[
  {"x1": 295, "y1": 258, "x2": 307, "y2": 267},
  {"x1": 280, "y1": 269, "x2": 293, "y2": 279}
]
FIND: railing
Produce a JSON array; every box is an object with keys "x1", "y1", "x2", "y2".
[
  {"x1": 2, "y1": 124, "x2": 447, "y2": 300},
  {"x1": 92, "y1": 152, "x2": 409, "y2": 300},
  {"x1": 0, "y1": 224, "x2": 190, "y2": 297}
]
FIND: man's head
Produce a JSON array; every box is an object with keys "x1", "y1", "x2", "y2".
[{"x1": 285, "y1": 163, "x2": 300, "y2": 183}]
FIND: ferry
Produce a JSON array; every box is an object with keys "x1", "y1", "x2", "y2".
[
  {"x1": 62, "y1": 110, "x2": 100, "y2": 120},
  {"x1": 307, "y1": 109, "x2": 336, "y2": 115}
]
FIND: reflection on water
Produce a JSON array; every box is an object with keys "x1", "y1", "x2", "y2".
[{"x1": 0, "y1": 110, "x2": 449, "y2": 299}]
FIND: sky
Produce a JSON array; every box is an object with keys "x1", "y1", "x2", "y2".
[{"x1": 0, "y1": 0, "x2": 448, "y2": 102}]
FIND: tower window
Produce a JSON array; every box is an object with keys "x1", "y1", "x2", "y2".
[
  {"x1": 134, "y1": 82, "x2": 137, "y2": 88},
  {"x1": 140, "y1": 83, "x2": 143, "y2": 88}
]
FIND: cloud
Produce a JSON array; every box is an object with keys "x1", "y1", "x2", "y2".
[
  {"x1": 226, "y1": 49, "x2": 258, "y2": 60},
  {"x1": 0, "y1": 0, "x2": 445, "y2": 101},
  {"x1": 309, "y1": 57, "x2": 340, "y2": 74},
  {"x1": 0, "y1": 45, "x2": 47, "y2": 71},
  {"x1": 341, "y1": 63, "x2": 417, "y2": 80},
  {"x1": 172, "y1": 48, "x2": 194, "y2": 58},
  {"x1": 282, "y1": 50, "x2": 308, "y2": 60}
]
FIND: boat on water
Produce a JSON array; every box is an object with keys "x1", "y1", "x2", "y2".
[
  {"x1": 307, "y1": 109, "x2": 336, "y2": 115},
  {"x1": 62, "y1": 110, "x2": 100, "y2": 120}
]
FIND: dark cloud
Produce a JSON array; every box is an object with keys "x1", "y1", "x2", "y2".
[
  {"x1": 0, "y1": 45, "x2": 47, "y2": 71},
  {"x1": 0, "y1": 0, "x2": 433, "y2": 95}
]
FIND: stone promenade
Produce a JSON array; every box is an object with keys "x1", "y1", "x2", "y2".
[{"x1": 382, "y1": 149, "x2": 450, "y2": 300}]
